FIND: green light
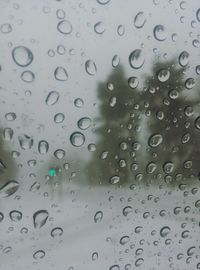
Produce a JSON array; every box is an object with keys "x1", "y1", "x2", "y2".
[{"x1": 48, "y1": 168, "x2": 56, "y2": 177}]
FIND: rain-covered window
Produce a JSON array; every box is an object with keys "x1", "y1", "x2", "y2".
[{"x1": 0, "y1": 0, "x2": 200, "y2": 269}]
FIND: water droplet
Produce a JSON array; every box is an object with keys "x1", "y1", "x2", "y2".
[
  {"x1": 100, "y1": 151, "x2": 108, "y2": 159},
  {"x1": 135, "y1": 258, "x2": 144, "y2": 267},
  {"x1": 46, "y1": 91, "x2": 59, "y2": 105},
  {"x1": 181, "y1": 133, "x2": 190, "y2": 144},
  {"x1": 77, "y1": 117, "x2": 91, "y2": 130},
  {"x1": 85, "y1": 60, "x2": 97, "y2": 75},
  {"x1": 122, "y1": 206, "x2": 133, "y2": 216},
  {"x1": 195, "y1": 65, "x2": 200, "y2": 75},
  {"x1": 128, "y1": 76, "x2": 139, "y2": 89},
  {"x1": 157, "y1": 69, "x2": 170, "y2": 82},
  {"x1": 92, "y1": 252, "x2": 98, "y2": 261},
  {"x1": 5, "y1": 112, "x2": 16, "y2": 121},
  {"x1": 185, "y1": 78, "x2": 195, "y2": 89},
  {"x1": 0, "y1": 180, "x2": 19, "y2": 198},
  {"x1": 29, "y1": 182, "x2": 40, "y2": 192},
  {"x1": 94, "y1": 22, "x2": 105, "y2": 34},
  {"x1": 112, "y1": 55, "x2": 120, "y2": 68},
  {"x1": 195, "y1": 117, "x2": 200, "y2": 129},
  {"x1": 18, "y1": 134, "x2": 33, "y2": 150},
  {"x1": 0, "y1": 23, "x2": 12, "y2": 34},
  {"x1": 160, "y1": 226, "x2": 171, "y2": 237},
  {"x1": 192, "y1": 39, "x2": 199, "y2": 48},
  {"x1": 51, "y1": 227, "x2": 63, "y2": 237},
  {"x1": 57, "y1": 20, "x2": 72, "y2": 34},
  {"x1": 88, "y1": 143, "x2": 96, "y2": 152},
  {"x1": 54, "y1": 66, "x2": 68, "y2": 81},
  {"x1": 38, "y1": 140, "x2": 49, "y2": 154},
  {"x1": 12, "y1": 46, "x2": 33, "y2": 67},
  {"x1": 120, "y1": 235, "x2": 130, "y2": 245},
  {"x1": 57, "y1": 45, "x2": 66, "y2": 55},
  {"x1": 56, "y1": 9, "x2": 66, "y2": 19},
  {"x1": 21, "y1": 70, "x2": 35, "y2": 83},
  {"x1": 117, "y1": 24, "x2": 125, "y2": 36},
  {"x1": 74, "y1": 98, "x2": 84, "y2": 108},
  {"x1": 94, "y1": 211, "x2": 103, "y2": 223},
  {"x1": 148, "y1": 133, "x2": 163, "y2": 147},
  {"x1": 109, "y1": 265, "x2": 119, "y2": 270},
  {"x1": 153, "y1": 25, "x2": 167, "y2": 41},
  {"x1": 0, "y1": 212, "x2": 4, "y2": 222},
  {"x1": 129, "y1": 49, "x2": 145, "y2": 69},
  {"x1": 54, "y1": 113, "x2": 65, "y2": 123},
  {"x1": 109, "y1": 175, "x2": 120, "y2": 184},
  {"x1": 196, "y1": 8, "x2": 200, "y2": 22},
  {"x1": 3, "y1": 246, "x2": 12, "y2": 254},
  {"x1": 70, "y1": 132, "x2": 85, "y2": 147},
  {"x1": 134, "y1": 12, "x2": 146, "y2": 28},
  {"x1": 9, "y1": 210, "x2": 22, "y2": 222},
  {"x1": 163, "y1": 162, "x2": 174, "y2": 173},
  {"x1": 33, "y1": 250, "x2": 45, "y2": 259},
  {"x1": 146, "y1": 162, "x2": 157, "y2": 173},
  {"x1": 96, "y1": 0, "x2": 111, "y2": 5},
  {"x1": 54, "y1": 149, "x2": 65, "y2": 159},
  {"x1": 33, "y1": 210, "x2": 49, "y2": 229},
  {"x1": 3, "y1": 128, "x2": 13, "y2": 141},
  {"x1": 178, "y1": 51, "x2": 189, "y2": 67}
]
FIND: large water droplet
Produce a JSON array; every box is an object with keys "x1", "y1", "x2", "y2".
[
  {"x1": 54, "y1": 113, "x2": 65, "y2": 123},
  {"x1": 54, "y1": 66, "x2": 68, "y2": 81},
  {"x1": 33, "y1": 210, "x2": 49, "y2": 229},
  {"x1": 148, "y1": 133, "x2": 163, "y2": 147},
  {"x1": 178, "y1": 51, "x2": 189, "y2": 67},
  {"x1": 21, "y1": 71, "x2": 35, "y2": 83},
  {"x1": 12, "y1": 46, "x2": 33, "y2": 67},
  {"x1": 9, "y1": 210, "x2": 22, "y2": 222},
  {"x1": 129, "y1": 49, "x2": 145, "y2": 69},
  {"x1": 153, "y1": 25, "x2": 167, "y2": 41},
  {"x1": 157, "y1": 69, "x2": 170, "y2": 82},
  {"x1": 33, "y1": 250, "x2": 45, "y2": 259},
  {"x1": 38, "y1": 140, "x2": 49, "y2": 154},
  {"x1": 94, "y1": 211, "x2": 103, "y2": 223},
  {"x1": 46, "y1": 91, "x2": 59, "y2": 105},
  {"x1": 18, "y1": 134, "x2": 33, "y2": 150},
  {"x1": 77, "y1": 117, "x2": 91, "y2": 130},
  {"x1": 57, "y1": 20, "x2": 72, "y2": 34},
  {"x1": 51, "y1": 227, "x2": 63, "y2": 238},
  {"x1": 0, "y1": 180, "x2": 19, "y2": 198},
  {"x1": 70, "y1": 132, "x2": 85, "y2": 147},
  {"x1": 134, "y1": 12, "x2": 146, "y2": 28},
  {"x1": 85, "y1": 60, "x2": 97, "y2": 75},
  {"x1": 160, "y1": 226, "x2": 171, "y2": 237}
]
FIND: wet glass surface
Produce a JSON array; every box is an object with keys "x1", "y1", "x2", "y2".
[{"x1": 0, "y1": 0, "x2": 200, "y2": 269}]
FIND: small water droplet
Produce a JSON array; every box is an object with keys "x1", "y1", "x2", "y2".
[
  {"x1": 74, "y1": 98, "x2": 84, "y2": 108},
  {"x1": 57, "y1": 20, "x2": 72, "y2": 34},
  {"x1": 195, "y1": 117, "x2": 200, "y2": 130},
  {"x1": 85, "y1": 60, "x2": 97, "y2": 75},
  {"x1": 94, "y1": 211, "x2": 103, "y2": 223},
  {"x1": 135, "y1": 258, "x2": 144, "y2": 267},
  {"x1": 70, "y1": 132, "x2": 85, "y2": 147},
  {"x1": 46, "y1": 91, "x2": 59, "y2": 105},
  {"x1": 185, "y1": 78, "x2": 195, "y2": 89},
  {"x1": 129, "y1": 49, "x2": 145, "y2": 69},
  {"x1": 120, "y1": 235, "x2": 130, "y2": 245},
  {"x1": 56, "y1": 9, "x2": 66, "y2": 19},
  {"x1": 109, "y1": 175, "x2": 120, "y2": 184},
  {"x1": 196, "y1": 8, "x2": 200, "y2": 22},
  {"x1": 21, "y1": 70, "x2": 35, "y2": 83},
  {"x1": 9, "y1": 210, "x2": 22, "y2": 222},
  {"x1": 12, "y1": 46, "x2": 33, "y2": 67},
  {"x1": 178, "y1": 51, "x2": 189, "y2": 67},
  {"x1": 0, "y1": 212, "x2": 4, "y2": 222},
  {"x1": 148, "y1": 133, "x2": 163, "y2": 147},
  {"x1": 54, "y1": 149, "x2": 65, "y2": 159},
  {"x1": 92, "y1": 252, "x2": 98, "y2": 261},
  {"x1": 77, "y1": 117, "x2": 91, "y2": 130},
  {"x1": 94, "y1": 21, "x2": 105, "y2": 34},
  {"x1": 195, "y1": 65, "x2": 200, "y2": 75},
  {"x1": 0, "y1": 23, "x2": 12, "y2": 34},
  {"x1": 112, "y1": 55, "x2": 120, "y2": 68},
  {"x1": 38, "y1": 140, "x2": 49, "y2": 154},
  {"x1": 128, "y1": 76, "x2": 139, "y2": 89},
  {"x1": 33, "y1": 250, "x2": 45, "y2": 259},
  {"x1": 18, "y1": 134, "x2": 33, "y2": 150},
  {"x1": 96, "y1": 0, "x2": 111, "y2": 5},
  {"x1": 54, "y1": 66, "x2": 68, "y2": 81},
  {"x1": 153, "y1": 25, "x2": 167, "y2": 41},
  {"x1": 160, "y1": 226, "x2": 171, "y2": 237},
  {"x1": 3, "y1": 128, "x2": 13, "y2": 141},
  {"x1": 51, "y1": 227, "x2": 63, "y2": 237},
  {"x1": 157, "y1": 69, "x2": 170, "y2": 82},
  {"x1": 117, "y1": 24, "x2": 125, "y2": 36},
  {"x1": 54, "y1": 113, "x2": 65, "y2": 123},
  {"x1": 33, "y1": 210, "x2": 49, "y2": 229},
  {"x1": 5, "y1": 112, "x2": 16, "y2": 121}
]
